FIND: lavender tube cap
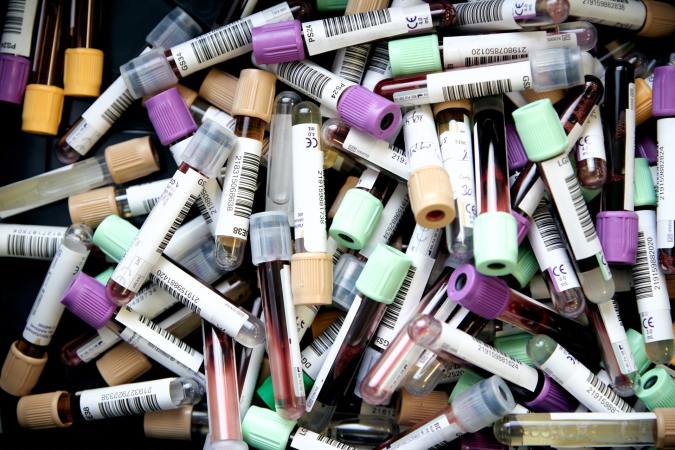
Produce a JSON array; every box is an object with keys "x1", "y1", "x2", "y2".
[
  {"x1": 61, "y1": 273, "x2": 116, "y2": 329},
  {"x1": 506, "y1": 124, "x2": 529, "y2": 172},
  {"x1": 596, "y1": 210, "x2": 638, "y2": 265},
  {"x1": 636, "y1": 134, "x2": 658, "y2": 165},
  {"x1": 447, "y1": 264, "x2": 510, "y2": 319},
  {"x1": 652, "y1": 65, "x2": 675, "y2": 117},
  {"x1": 145, "y1": 87, "x2": 197, "y2": 146},
  {"x1": 523, "y1": 375, "x2": 577, "y2": 412},
  {"x1": 512, "y1": 211, "x2": 530, "y2": 245},
  {"x1": 0, "y1": 54, "x2": 30, "y2": 104},
  {"x1": 338, "y1": 86, "x2": 401, "y2": 140},
  {"x1": 251, "y1": 20, "x2": 305, "y2": 64}
]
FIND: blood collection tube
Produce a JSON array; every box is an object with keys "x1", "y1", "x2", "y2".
[
  {"x1": 250, "y1": 212, "x2": 306, "y2": 419},
  {"x1": 528, "y1": 199, "x2": 586, "y2": 318},
  {"x1": 403, "y1": 104, "x2": 455, "y2": 228},
  {"x1": 55, "y1": 7, "x2": 202, "y2": 163},
  {"x1": 471, "y1": 95, "x2": 518, "y2": 276},
  {"x1": 512, "y1": 98, "x2": 615, "y2": 303},
  {"x1": 452, "y1": 0, "x2": 569, "y2": 31},
  {"x1": 574, "y1": 106, "x2": 607, "y2": 188},
  {"x1": 387, "y1": 23, "x2": 596, "y2": 77},
  {"x1": 0, "y1": 224, "x2": 92, "y2": 396},
  {"x1": 631, "y1": 157, "x2": 674, "y2": 364},
  {"x1": 434, "y1": 100, "x2": 476, "y2": 265},
  {"x1": 0, "y1": 136, "x2": 159, "y2": 219},
  {"x1": 0, "y1": 223, "x2": 66, "y2": 260},
  {"x1": 107, "y1": 121, "x2": 236, "y2": 305},
  {"x1": 176, "y1": 84, "x2": 237, "y2": 133},
  {"x1": 266, "y1": 91, "x2": 302, "y2": 222},
  {"x1": 596, "y1": 59, "x2": 638, "y2": 265},
  {"x1": 290, "y1": 101, "x2": 332, "y2": 306},
  {"x1": 0, "y1": 0, "x2": 39, "y2": 104},
  {"x1": 377, "y1": 376, "x2": 514, "y2": 450},
  {"x1": 654, "y1": 66, "x2": 675, "y2": 273},
  {"x1": 202, "y1": 322, "x2": 247, "y2": 450},
  {"x1": 215, "y1": 69, "x2": 275, "y2": 271},
  {"x1": 527, "y1": 334, "x2": 634, "y2": 413},
  {"x1": 566, "y1": 0, "x2": 675, "y2": 37},
  {"x1": 63, "y1": 0, "x2": 103, "y2": 97},
  {"x1": 15, "y1": 377, "x2": 203, "y2": 429},
  {"x1": 374, "y1": 47, "x2": 584, "y2": 107},
  {"x1": 251, "y1": 2, "x2": 452, "y2": 63},
  {"x1": 494, "y1": 409, "x2": 675, "y2": 448},
  {"x1": 21, "y1": 0, "x2": 67, "y2": 135},
  {"x1": 304, "y1": 244, "x2": 411, "y2": 431},
  {"x1": 119, "y1": 1, "x2": 310, "y2": 99}
]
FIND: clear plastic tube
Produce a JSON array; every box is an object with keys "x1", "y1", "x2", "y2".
[{"x1": 452, "y1": 0, "x2": 569, "y2": 31}]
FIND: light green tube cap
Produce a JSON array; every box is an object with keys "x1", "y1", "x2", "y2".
[
  {"x1": 448, "y1": 368, "x2": 484, "y2": 403},
  {"x1": 627, "y1": 328, "x2": 651, "y2": 375},
  {"x1": 512, "y1": 99, "x2": 568, "y2": 162},
  {"x1": 355, "y1": 244, "x2": 411, "y2": 304},
  {"x1": 242, "y1": 406, "x2": 296, "y2": 450},
  {"x1": 581, "y1": 186, "x2": 601, "y2": 202},
  {"x1": 473, "y1": 211, "x2": 518, "y2": 276},
  {"x1": 389, "y1": 34, "x2": 442, "y2": 78},
  {"x1": 636, "y1": 366, "x2": 675, "y2": 410},
  {"x1": 329, "y1": 188, "x2": 383, "y2": 250},
  {"x1": 316, "y1": 0, "x2": 347, "y2": 12},
  {"x1": 95, "y1": 267, "x2": 115, "y2": 285},
  {"x1": 256, "y1": 372, "x2": 314, "y2": 411},
  {"x1": 634, "y1": 158, "x2": 657, "y2": 207},
  {"x1": 92, "y1": 215, "x2": 138, "y2": 262},
  {"x1": 510, "y1": 244, "x2": 539, "y2": 289},
  {"x1": 495, "y1": 333, "x2": 534, "y2": 367}
]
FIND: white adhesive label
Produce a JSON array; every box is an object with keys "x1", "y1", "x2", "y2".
[
  {"x1": 657, "y1": 118, "x2": 675, "y2": 249},
  {"x1": 292, "y1": 123, "x2": 328, "y2": 252},
  {"x1": 538, "y1": 344, "x2": 634, "y2": 413},
  {"x1": 386, "y1": 415, "x2": 462, "y2": 450},
  {"x1": 171, "y1": 3, "x2": 293, "y2": 76},
  {"x1": 342, "y1": 129, "x2": 410, "y2": 180},
  {"x1": 597, "y1": 300, "x2": 636, "y2": 375},
  {"x1": 440, "y1": 116, "x2": 476, "y2": 228},
  {"x1": 567, "y1": 0, "x2": 647, "y2": 30},
  {"x1": 195, "y1": 178, "x2": 222, "y2": 235},
  {"x1": 575, "y1": 106, "x2": 606, "y2": 162},
  {"x1": 23, "y1": 243, "x2": 89, "y2": 345},
  {"x1": 75, "y1": 326, "x2": 121, "y2": 363},
  {"x1": 301, "y1": 314, "x2": 345, "y2": 380},
  {"x1": 302, "y1": 4, "x2": 432, "y2": 56},
  {"x1": 128, "y1": 283, "x2": 179, "y2": 318},
  {"x1": 404, "y1": 105, "x2": 443, "y2": 171},
  {"x1": 78, "y1": 378, "x2": 177, "y2": 420},
  {"x1": 355, "y1": 168, "x2": 381, "y2": 190},
  {"x1": 126, "y1": 179, "x2": 170, "y2": 216},
  {"x1": 633, "y1": 210, "x2": 674, "y2": 343},
  {"x1": 454, "y1": 0, "x2": 537, "y2": 31},
  {"x1": 359, "y1": 183, "x2": 409, "y2": 259},
  {"x1": 291, "y1": 427, "x2": 356, "y2": 450},
  {"x1": 362, "y1": 42, "x2": 391, "y2": 91},
  {"x1": 515, "y1": 177, "x2": 546, "y2": 217},
  {"x1": 296, "y1": 305, "x2": 319, "y2": 340},
  {"x1": 0, "y1": 0, "x2": 38, "y2": 57},
  {"x1": 0, "y1": 224, "x2": 65, "y2": 260},
  {"x1": 281, "y1": 266, "x2": 306, "y2": 397},
  {"x1": 202, "y1": 107, "x2": 236, "y2": 132},
  {"x1": 216, "y1": 137, "x2": 262, "y2": 240},
  {"x1": 624, "y1": 83, "x2": 636, "y2": 211}
]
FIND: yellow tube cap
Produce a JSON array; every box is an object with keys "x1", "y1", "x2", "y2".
[
  {"x1": 0, "y1": 341, "x2": 48, "y2": 396},
  {"x1": 64, "y1": 48, "x2": 105, "y2": 97},
  {"x1": 21, "y1": 84, "x2": 64, "y2": 135},
  {"x1": 291, "y1": 252, "x2": 333, "y2": 306},
  {"x1": 408, "y1": 165, "x2": 455, "y2": 228}
]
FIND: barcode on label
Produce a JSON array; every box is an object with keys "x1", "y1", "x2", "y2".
[
  {"x1": 97, "y1": 394, "x2": 162, "y2": 418},
  {"x1": 277, "y1": 62, "x2": 332, "y2": 100},
  {"x1": 533, "y1": 201, "x2": 563, "y2": 250},
  {"x1": 632, "y1": 231, "x2": 653, "y2": 300},
  {"x1": 233, "y1": 152, "x2": 260, "y2": 218},
  {"x1": 316, "y1": 434, "x2": 354, "y2": 449},
  {"x1": 101, "y1": 89, "x2": 134, "y2": 125},
  {"x1": 308, "y1": 314, "x2": 345, "y2": 355},
  {"x1": 565, "y1": 172, "x2": 597, "y2": 242},
  {"x1": 195, "y1": 197, "x2": 213, "y2": 224},
  {"x1": 190, "y1": 19, "x2": 252, "y2": 64},
  {"x1": 338, "y1": 44, "x2": 370, "y2": 84},
  {"x1": 158, "y1": 194, "x2": 198, "y2": 253},
  {"x1": 2, "y1": 0, "x2": 26, "y2": 34},
  {"x1": 149, "y1": 273, "x2": 201, "y2": 316},
  {"x1": 380, "y1": 265, "x2": 416, "y2": 330},
  {"x1": 464, "y1": 53, "x2": 526, "y2": 67},
  {"x1": 6, "y1": 234, "x2": 59, "y2": 258},
  {"x1": 132, "y1": 308, "x2": 197, "y2": 356},
  {"x1": 323, "y1": 9, "x2": 391, "y2": 38},
  {"x1": 332, "y1": 247, "x2": 346, "y2": 266},
  {"x1": 585, "y1": 371, "x2": 632, "y2": 412},
  {"x1": 367, "y1": 42, "x2": 389, "y2": 74},
  {"x1": 142, "y1": 197, "x2": 160, "y2": 214},
  {"x1": 441, "y1": 78, "x2": 512, "y2": 101},
  {"x1": 455, "y1": 0, "x2": 503, "y2": 25}
]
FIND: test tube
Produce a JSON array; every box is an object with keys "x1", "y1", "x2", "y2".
[
  {"x1": 0, "y1": 0, "x2": 39, "y2": 103},
  {"x1": 16, "y1": 377, "x2": 203, "y2": 429},
  {"x1": 143, "y1": 405, "x2": 209, "y2": 441},
  {"x1": 63, "y1": 0, "x2": 103, "y2": 97},
  {"x1": 0, "y1": 224, "x2": 92, "y2": 396},
  {"x1": 566, "y1": 0, "x2": 675, "y2": 37},
  {"x1": 215, "y1": 69, "x2": 276, "y2": 271},
  {"x1": 0, "y1": 224, "x2": 65, "y2": 260},
  {"x1": 452, "y1": 0, "x2": 568, "y2": 31},
  {"x1": 574, "y1": 106, "x2": 607, "y2": 188},
  {"x1": 290, "y1": 101, "x2": 333, "y2": 306},
  {"x1": 107, "y1": 121, "x2": 236, "y2": 305}
]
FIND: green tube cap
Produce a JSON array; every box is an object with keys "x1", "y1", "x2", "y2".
[
  {"x1": 495, "y1": 333, "x2": 534, "y2": 367},
  {"x1": 316, "y1": 0, "x2": 347, "y2": 12},
  {"x1": 448, "y1": 368, "x2": 484, "y2": 403},
  {"x1": 355, "y1": 244, "x2": 411, "y2": 304},
  {"x1": 636, "y1": 366, "x2": 675, "y2": 410},
  {"x1": 512, "y1": 99, "x2": 568, "y2": 162},
  {"x1": 389, "y1": 34, "x2": 442, "y2": 78},
  {"x1": 627, "y1": 329, "x2": 651, "y2": 375},
  {"x1": 329, "y1": 188, "x2": 383, "y2": 250},
  {"x1": 256, "y1": 372, "x2": 314, "y2": 411},
  {"x1": 510, "y1": 244, "x2": 539, "y2": 289},
  {"x1": 92, "y1": 215, "x2": 138, "y2": 262},
  {"x1": 581, "y1": 185, "x2": 601, "y2": 202},
  {"x1": 242, "y1": 406, "x2": 296, "y2": 450},
  {"x1": 473, "y1": 211, "x2": 518, "y2": 276},
  {"x1": 634, "y1": 158, "x2": 657, "y2": 207}
]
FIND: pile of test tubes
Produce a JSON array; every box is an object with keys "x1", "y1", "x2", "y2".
[{"x1": 1, "y1": 0, "x2": 675, "y2": 448}]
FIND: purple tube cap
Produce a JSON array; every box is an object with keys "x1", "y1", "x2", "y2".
[
  {"x1": 251, "y1": 20, "x2": 305, "y2": 64},
  {"x1": 337, "y1": 85, "x2": 401, "y2": 140},
  {"x1": 652, "y1": 65, "x2": 675, "y2": 117},
  {"x1": 512, "y1": 211, "x2": 530, "y2": 245},
  {"x1": 596, "y1": 210, "x2": 638, "y2": 265},
  {"x1": 523, "y1": 375, "x2": 577, "y2": 412},
  {"x1": 61, "y1": 273, "x2": 116, "y2": 329},
  {"x1": 145, "y1": 87, "x2": 197, "y2": 146},
  {"x1": 0, "y1": 54, "x2": 30, "y2": 104},
  {"x1": 506, "y1": 124, "x2": 529, "y2": 172},
  {"x1": 636, "y1": 134, "x2": 658, "y2": 165},
  {"x1": 447, "y1": 264, "x2": 510, "y2": 319}
]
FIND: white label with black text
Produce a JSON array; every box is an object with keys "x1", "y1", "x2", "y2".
[
  {"x1": 281, "y1": 266, "x2": 306, "y2": 397},
  {"x1": 575, "y1": 106, "x2": 606, "y2": 162},
  {"x1": 0, "y1": 224, "x2": 65, "y2": 260},
  {"x1": 0, "y1": 0, "x2": 38, "y2": 56},
  {"x1": 440, "y1": 116, "x2": 476, "y2": 228},
  {"x1": 454, "y1": 0, "x2": 538, "y2": 31},
  {"x1": 78, "y1": 378, "x2": 176, "y2": 420},
  {"x1": 567, "y1": 0, "x2": 647, "y2": 30},
  {"x1": 404, "y1": 105, "x2": 443, "y2": 171},
  {"x1": 657, "y1": 118, "x2": 675, "y2": 249},
  {"x1": 387, "y1": 414, "x2": 462, "y2": 449},
  {"x1": 597, "y1": 300, "x2": 636, "y2": 375},
  {"x1": 290, "y1": 427, "x2": 356, "y2": 449},
  {"x1": 126, "y1": 179, "x2": 170, "y2": 216},
  {"x1": 342, "y1": 129, "x2": 410, "y2": 180},
  {"x1": 355, "y1": 168, "x2": 380, "y2": 190}
]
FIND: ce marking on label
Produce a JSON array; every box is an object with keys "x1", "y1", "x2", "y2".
[
  {"x1": 643, "y1": 316, "x2": 655, "y2": 329},
  {"x1": 513, "y1": 2, "x2": 528, "y2": 16},
  {"x1": 406, "y1": 16, "x2": 418, "y2": 30},
  {"x1": 551, "y1": 264, "x2": 567, "y2": 276},
  {"x1": 305, "y1": 137, "x2": 319, "y2": 148}
]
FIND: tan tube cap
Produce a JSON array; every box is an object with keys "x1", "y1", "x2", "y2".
[
  {"x1": 64, "y1": 48, "x2": 105, "y2": 97},
  {"x1": 635, "y1": 78, "x2": 653, "y2": 126},
  {"x1": 0, "y1": 341, "x2": 48, "y2": 396},
  {"x1": 199, "y1": 69, "x2": 238, "y2": 114},
  {"x1": 144, "y1": 406, "x2": 193, "y2": 440},
  {"x1": 231, "y1": 69, "x2": 276, "y2": 123},
  {"x1": 432, "y1": 99, "x2": 472, "y2": 116},
  {"x1": 21, "y1": 84, "x2": 65, "y2": 135},
  {"x1": 96, "y1": 342, "x2": 152, "y2": 386},
  {"x1": 521, "y1": 88, "x2": 565, "y2": 105},
  {"x1": 17, "y1": 391, "x2": 70, "y2": 429},
  {"x1": 68, "y1": 186, "x2": 119, "y2": 229},
  {"x1": 345, "y1": 0, "x2": 388, "y2": 14},
  {"x1": 408, "y1": 166, "x2": 455, "y2": 228},
  {"x1": 104, "y1": 136, "x2": 160, "y2": 184},
  {"x1": 291, "y1": 252, "x2": 333, "y2": 305},
  {"x1": 328, "y1": 176, "x2": 359, "y2": 219},
  {"x1": 397, "y1": 390, "x2": 449, "y2": 426},
  {"x1": 656, "y1": 408, "x2": 675, "y2": 448},
  {"x1": 638, "y1": 0, "x2": 675, "y2": 37}
]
